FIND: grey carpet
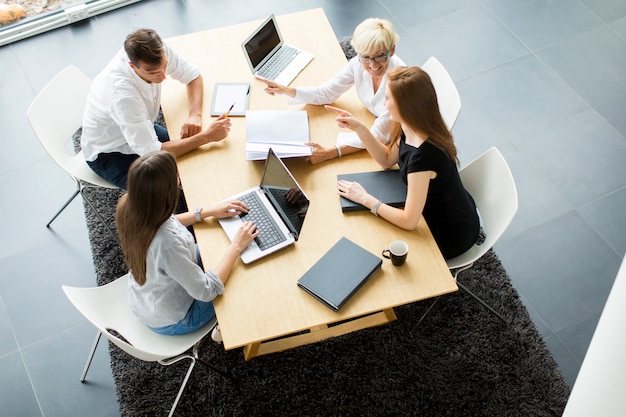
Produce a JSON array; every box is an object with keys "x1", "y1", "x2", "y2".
[{"x1": 73, "y1": 39, "x2": 570, "y2": 416}]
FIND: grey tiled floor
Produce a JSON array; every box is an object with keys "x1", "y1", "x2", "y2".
[{"x1": 1, "y1": 0, "x2": 625, "y2": 415}]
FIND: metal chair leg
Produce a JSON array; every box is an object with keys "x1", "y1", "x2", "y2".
[
  {"x1": 80, "y1": 331, "x2": 102, "y2": 382},
  {"x1": 46, "y1": 189, "x2": 80, "y2": 227},
  {"x1": 159, "y1": 338, "x2": 234, "y2": 416},
  {"x1": 416, "y1": 296, "x2": 440, "y2": 326},
  {"x1": 80, "y1": 188, "x2": 120, "y2": 245},
  {"x1": 456, "y1": 280, "x2": 506, "y2": 322},
  {"x1": 451, "y1": 264, "x2": 507, "y2": 323}
]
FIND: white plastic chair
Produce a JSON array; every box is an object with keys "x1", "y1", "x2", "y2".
[
  {"x1": 62, "y1": 274, "x2": 232, "y2": 417},
  {"x1": 422, "y1": 56, "x2": 461, "y2": 130},
  {"x1": 446, "y1": 147, "x2": 518, "y2": 322},
  {"x1": 26, "y1": 65, "x2": 119, "y2": 242}
]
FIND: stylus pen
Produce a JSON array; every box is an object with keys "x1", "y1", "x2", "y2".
[{"x1": 223, "y1": 101, "x2": 235, "y2": 118}]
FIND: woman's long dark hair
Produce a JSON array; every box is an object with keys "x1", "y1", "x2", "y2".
[{"x1": 116, "y1": 151, "x2": 179, "y2": 285}]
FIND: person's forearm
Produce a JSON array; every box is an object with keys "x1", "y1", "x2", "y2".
[
  {"x1": 160, "y1": 133, "x2": 208, "y2": 158},
  {"x1": 355, "y1": 125, "x2": 395, "y2": 168},
  {"x1": 186, "y1": 75, "x2": 204, "y2": 118},
  {"x1": 212, "y1": 244, "x2": 242, "y2": 285}
]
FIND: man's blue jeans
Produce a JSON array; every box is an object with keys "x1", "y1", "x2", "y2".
[{"x1": 87, "y1": 124, "x2": 170, "y2": 189}]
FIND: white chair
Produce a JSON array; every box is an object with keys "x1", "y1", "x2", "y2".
[
  {"x1": 446, "y1": 147, "x2": 518, "y2": 322},
  {"x1": 62, "y1": 274, "x2": 232, "y2": 417},
  {"x1": 422, "y1": 56, "x2": 461, "y2": 130},
  {"x1": 26, "y1": 65, "x2": 119, "y2": 242}
]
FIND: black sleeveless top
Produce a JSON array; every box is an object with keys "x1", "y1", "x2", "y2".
[{"x1": 398, "y1": 137, "x2": 479, "y2": 259}]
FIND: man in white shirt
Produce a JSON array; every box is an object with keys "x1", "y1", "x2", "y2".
[{"x1": 81, "y1": 28, "x2": 230, "y2": 188}]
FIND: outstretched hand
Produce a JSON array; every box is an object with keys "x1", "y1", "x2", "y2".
[
  {"x1": 324, "y1": 105, "x2": 365, "y2": 132},
  {"x1": 255, "y1": 75, "x2": 294, "y2": 97}
]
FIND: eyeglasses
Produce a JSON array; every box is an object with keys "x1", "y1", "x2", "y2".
[{"x1": 358, "y1": 49, "x2": 391, "y2": 64}]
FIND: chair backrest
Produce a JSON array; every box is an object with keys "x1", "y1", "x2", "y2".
[
  {"x1": 422, "y1": 57, "x2": 461, "y2": 130},
  {"x1": 62, "y1": 275, "x2": 214, "y2": 362},
  {"x1": 446, "y1": 147, "x2": 518, "y2": 269},
  {"x1": 26, "y1": 65, "x2": 115, "y2": 188}
]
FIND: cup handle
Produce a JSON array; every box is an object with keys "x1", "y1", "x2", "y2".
[{"x1": 382, "y1": 249, "x2": 391, "y2": 259}]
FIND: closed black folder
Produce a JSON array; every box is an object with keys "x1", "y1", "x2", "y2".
[
  {"x1": 337, "y1": 170, "x2": 407, "y2": 212},
  {"x1": 297, "y1": 237, "x2": 382, "y2": 312}
]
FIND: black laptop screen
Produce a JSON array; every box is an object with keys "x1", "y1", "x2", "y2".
[
  {"x1": 244, "y1": 18, "x2": 281, "y2": 69},
  {"x1": 260, "y1": 149, "x2": 309, "y2": 239}
]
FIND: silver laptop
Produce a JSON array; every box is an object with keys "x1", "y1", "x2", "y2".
[
  {"x1": 218, "y1": 148, "x2": 310, "y2": 264},
  {"x1": 241, "y1": 14, "x2": 314, "y2": 86}
]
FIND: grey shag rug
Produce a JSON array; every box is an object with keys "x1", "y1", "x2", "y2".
[{"x1": 73, "y1": 38, "x2": 570, "y2": 416}]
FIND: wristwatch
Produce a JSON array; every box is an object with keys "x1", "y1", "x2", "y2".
[{"x1": 194, "y1": 207, "x2": 203, "y2": 223}]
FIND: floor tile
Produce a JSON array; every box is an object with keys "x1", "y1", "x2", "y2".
[
  {"x1": 536, "y1": 25, "x2": 626, "y2": 109},
  {"x1": 497, "y1": 211, "x2": 622, "y2": 333},
  {"x1": 556, "y1": 312, "x2": 602, "y2": 363},
  {"x1": 578, "y1": 186, "x2": 626, "y2": 257},
  {"x1": 579, "y1": 0, "x2": 626, "y2": 23},
  {"x1": 0, "y1": 351, "x2": 42, "y2": 417},
  {"x1": 543, "y1": 333, "x2": 579, "y2": 387},
  {"x1": 519, "y1": 108, "x2": 626, "y2": 207},
  {"x1": 481, "y1": 0, "x2": 603, "y2": 51},
  {"x1": 458, "y1": 55, "x2": 588, "y2": 143},
  {"x1": 22, "y1": 321, "x2": 118, "y2": 417},
  {"x1": 0, "y1": 297, "x2": 18, "y2": 356},
  {"x1": 405, "y1": 4, "x2": 530, "y2": 80}
]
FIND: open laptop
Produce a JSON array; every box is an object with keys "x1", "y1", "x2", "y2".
[
  {"x1": 218, "y1": 148, "x2": 310, "y2": 264},
  {"x1": 241, "y1": 14, "x2": 314, "y2": 86}
]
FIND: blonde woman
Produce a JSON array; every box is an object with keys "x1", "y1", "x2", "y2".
[{"x1": 257, "y1": 18, "x2": 405, "y2": 163}]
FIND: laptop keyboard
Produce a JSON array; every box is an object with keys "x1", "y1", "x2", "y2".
[
  {"x1": 238, "y1": 192, "x2": 287, "y2": 251},
  {"x1": 257, "y1": 45, "x2": 300, "y2": 81}
]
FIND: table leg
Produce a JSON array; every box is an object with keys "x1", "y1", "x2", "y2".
[{"x1": 242, "y1": 308, "x2": 397, "y2": 360}]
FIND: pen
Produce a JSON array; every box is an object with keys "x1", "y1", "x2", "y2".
[{"x1": 223, "y1": 101, "x2": 235, "y2": 118}]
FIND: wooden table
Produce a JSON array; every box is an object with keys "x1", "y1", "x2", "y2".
[{"x1": 161, "y1": 8, "x2": 457, "y2": 360}]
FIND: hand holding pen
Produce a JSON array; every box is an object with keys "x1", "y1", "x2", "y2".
[{"x1": 219, "y1": 101, "x2": 236, "y2": 119}]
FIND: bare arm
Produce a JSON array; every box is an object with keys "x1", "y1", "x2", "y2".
[
  {"x1": 325, "y1": 105, "x2": 397, "y2": 169},
  {"x1": 180, "y1": 75, "x2": 204, "y2": 138},
  {"x1": 161, "y1": 114, "x2": 231, "y2": 158},
  {"x1": 212, "y1": 221, "x2": 258, "y2": 285},
  {"x1": 337, "y1": 170, "x2": 433, "y2": 230},
  {"x1": 175, "y1": 200, "x2": 250, "y2": 227}
]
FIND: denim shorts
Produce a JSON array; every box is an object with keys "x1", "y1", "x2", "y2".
[{"x1": 149, "y1": 299, "x2": 216, "y2": 336}]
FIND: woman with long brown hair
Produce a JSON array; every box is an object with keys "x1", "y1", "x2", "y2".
[
  {"x1": 329, "y1": 66, "x2": 479, "y2": 259},
  {"x1": 117, "y1": 151, "x2": 257, "y2": 337}
]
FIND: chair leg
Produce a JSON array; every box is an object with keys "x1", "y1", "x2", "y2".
[
  {"x1": 416, "y1": 296, "x2": 440, "y2": 326},
  {"x1": 167, "y1": 358, "x2": 196, "y2": 417},
  {"x1": 451, "y1": 264, "x2": 507, "y2": 324},
  {"x1": 80, "y1": 331, "x2": 102, "y2": 382},
  {"x1": 159, "y1": 339, "x2": 234, "y2": 416},
  {"x1": 46, "y1": 189, "x2": 80, "y2": 227},
  {"x1": 80, "y1": 189, "x2": 120, "y2": 245},
  {"x1": 455, "y1": 281, "x2": 507, "y2": 323}
]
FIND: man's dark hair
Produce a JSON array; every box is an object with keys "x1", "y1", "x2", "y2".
[{"x1": 124, "y1": 28, "x2": 164, "y2": 67}]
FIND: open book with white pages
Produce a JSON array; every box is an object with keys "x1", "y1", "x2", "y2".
[{"x1": 245, "y1": 110, "x2": 312, "y2": 160}]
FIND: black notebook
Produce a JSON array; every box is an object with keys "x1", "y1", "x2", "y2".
[
  {"x1": 297, "y1": 237, "x2": 382, "y2": 312},
  {"x1": 337, "y1": 170, "x2": 407, "y2": 212}
]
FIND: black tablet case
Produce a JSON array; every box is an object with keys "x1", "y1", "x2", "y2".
[
  {"x1": 337, "y1": 170, "x2": 407, "y2": 212},
  {"x1": 297, "y1": 237, "x2": 382, "y2": 312}
]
